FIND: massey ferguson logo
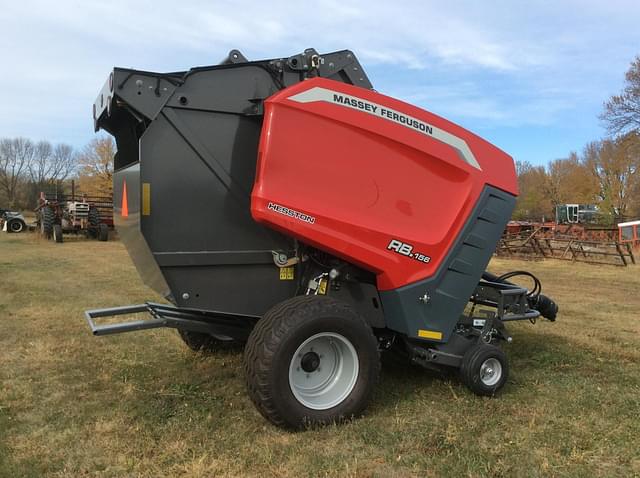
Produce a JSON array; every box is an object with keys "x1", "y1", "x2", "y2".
[
  {"x1": 332, "y1": 93, "x2": 434, "y2": 135},
  {"x1": 268, "y1": 202, "x2": 316, "y2": 224},
  {"x1": 287, "y1": 86, "x2": 482, "y2": 170}
]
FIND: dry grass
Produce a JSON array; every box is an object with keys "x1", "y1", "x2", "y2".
[{"x1": 1, "y1": 233, "x2": 639, "y2": 477}]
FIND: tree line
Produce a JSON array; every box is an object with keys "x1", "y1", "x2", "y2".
[
  {"x1": 2, "y1": 58, "x2": 638, "y2": 220},
  {"x1": 0, "y1": 137, "x2": 114, "y2": 209},
  {"x1": 515, "y1": 56, "x2": 640, "y2": 224}
]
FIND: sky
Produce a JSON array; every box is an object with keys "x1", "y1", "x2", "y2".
[{"x1": 1, "y1": 0, "x2": 639, "y2": 166}]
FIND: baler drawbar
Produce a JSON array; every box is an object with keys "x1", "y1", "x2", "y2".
[{"x1": 87, "y1": 48, "x2": 558, "y2": 429}]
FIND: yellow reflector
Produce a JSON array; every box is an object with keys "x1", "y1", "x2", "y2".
[
  {"x1": 279, "y1": 267, "x2": 295, "y2": 280},
  {"x1": 317, "y1": 278, "x2": 327, "y2": 295},
  {"x1": 142, "y1": 183, "x2": 151, "y2": 216},
  {"x1": 418, "y1": 329, "x2": 443, "y2": 340}
]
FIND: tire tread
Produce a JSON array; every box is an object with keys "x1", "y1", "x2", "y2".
[{"x1": 244, "y1": 295, "x2": 379, "y2": 429}]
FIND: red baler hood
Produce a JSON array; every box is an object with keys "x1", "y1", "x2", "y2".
[{"x1": 252, "y1": 78, "x2": 517, "y2": 290}]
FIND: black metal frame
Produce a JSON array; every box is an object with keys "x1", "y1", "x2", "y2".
[
  {"x1": 405, "y1": 280, "x2": 540, "y2": 369},
  {"x1": 84, "y1": 278, "x2": 540, "y2": 363},
  {"x1": 84, "y1": 302, "x2": 258, "y2": 341},
  {"x1": 470, "y1": 280, "x2": 540, "y2": 322}
]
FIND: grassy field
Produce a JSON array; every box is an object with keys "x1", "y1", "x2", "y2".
[{"x1": 1, "y1": 233, "x2": 639, "y2": 477}]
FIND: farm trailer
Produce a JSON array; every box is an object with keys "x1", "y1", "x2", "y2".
[{"x1": 85, "y1": 48, "x2": 558, "y2": 429}]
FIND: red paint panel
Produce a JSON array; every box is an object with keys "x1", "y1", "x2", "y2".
[{"x1": 251, "y1": 78, "x2": 517, "y2": 290}]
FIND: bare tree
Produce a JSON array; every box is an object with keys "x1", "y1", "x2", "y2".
[
  {"x1": 0, "y1": 138, "x2": 35, "y2": 207},
  {"x1": 601, "y1": 56, "x2": 640, "y2": 135},
  {"x1": 28, "y1": 141, "x2": 53, "y2": 184},
  {"x1": 51, "y1": 144, "x2": 76, "y2": 181},
  {"x1": 28, "y1": 141, "x2": 76, "y2": 185}
]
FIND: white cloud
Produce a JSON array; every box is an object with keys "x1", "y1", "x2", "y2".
[{"x1": 0, "y1": 0, "x2": 639, "y2": 147}]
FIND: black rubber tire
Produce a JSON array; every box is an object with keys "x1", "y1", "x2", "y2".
[
  {"x1": 460, "y1": 343, "x2": 509, "y2": 396},
  {"x1": 244, "y1": 295, "x2": 380, "y2": 430},
  {"x1": 88, "y1": 207, "x2": 100, "y2": 238},
  {"x1": 53, "y1": 224, "x2": 63, "y2": 243},
  {"x1": 98, "y1": 223, "x2": 109, "y2": 241},
  {"x1": 8, "y1": 219, "x2": 25, "y2": 233},
  {"x1": 177, "y1": 329, "x2": 242, "y2": 352},
  {"x1": 40, "y1": 207, "x2": 54, "y2": 239}
]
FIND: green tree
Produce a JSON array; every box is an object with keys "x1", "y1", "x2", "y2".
[
  {"x1": 584, "y1": 134, "x2": 639, "y2": 223},
  {"x1": 77, "y1": 137, "x2": 115, "y2": 196},
  {"x1": 545, "y1": 153, "x2": 599, "y2": 206},
  {"x1": 513, "y1": 160, "x2": 552, "y2": 220}
]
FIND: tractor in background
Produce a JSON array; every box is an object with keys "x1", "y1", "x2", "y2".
[{"x1": 35, "y1": 191, "x2": 112, "y2": 243}]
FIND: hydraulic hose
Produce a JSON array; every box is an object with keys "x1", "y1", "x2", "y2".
[{"x1": 482, "y1": 270, "x2": 558, "y2": 321}]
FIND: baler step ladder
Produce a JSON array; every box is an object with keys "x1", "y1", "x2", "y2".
[{"x1": 84, "y1": 302, "x2": 258, "y2": 341}]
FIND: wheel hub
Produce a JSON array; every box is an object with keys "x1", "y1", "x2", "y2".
[
  {"x1": 479, "y1": 358, "x2": 502, "y2": 386},
  {"x1": 288, "y1": 332, "x2": 359, "y2": 410},
  {"x1": 300, "y1": 351, "x2": 321, "y2": 372}
]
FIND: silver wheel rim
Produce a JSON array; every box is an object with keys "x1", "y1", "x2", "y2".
[
  {"x1": 288, "y1": 332, "x2": 359, "y2": 410},
  {"x1": 10, "y1": 221, "x2": 22, "y2": 232},
  {"x1": 479, "y1": 358, "x2": 502, "y2": 386}
]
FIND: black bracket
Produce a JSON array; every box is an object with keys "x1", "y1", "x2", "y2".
[
  {"x1": 471, "y1": 281, "x2": 540, "y2": 322},
  {"x1": 84, "y1": 302, "x2": 258, "y2": 341},
  {"x1": 223, "y1": 49, "x2": 248, "y2": 64}
]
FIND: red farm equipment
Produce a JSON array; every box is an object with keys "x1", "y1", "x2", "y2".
[
  {"x1": 85, "y1": 48, "x2": 558, "y2": 429},
  {"x1": 618, "y1": 220, "x2": 640, "y2": 249}
]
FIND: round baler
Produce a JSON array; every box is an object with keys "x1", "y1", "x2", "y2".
[{"x1": 85, "y1": 48, "x2": 558, "y2": 429}]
